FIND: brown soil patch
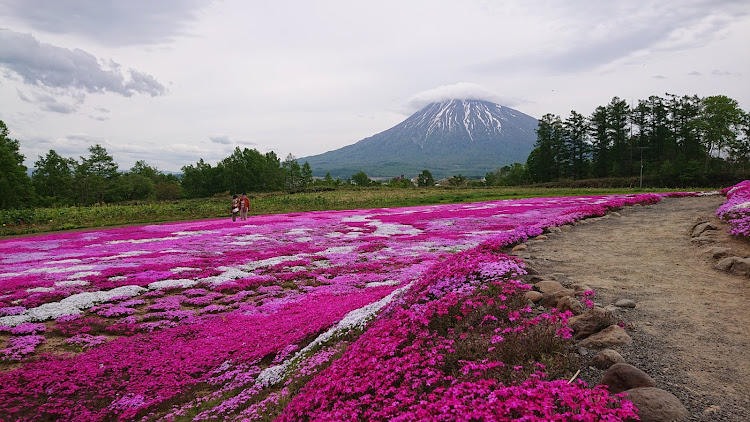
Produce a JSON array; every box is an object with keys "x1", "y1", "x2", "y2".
[{"x1": 523, "y1": 195, "x2": 750, "y2": 421}]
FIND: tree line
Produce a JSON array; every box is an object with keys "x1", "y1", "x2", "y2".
[
  {"x1": 487, "y1": 94, "x2": 749, "y2": 187},
  {"x1": 0, "y1": 119, "x2": 329, "y2": 209}
]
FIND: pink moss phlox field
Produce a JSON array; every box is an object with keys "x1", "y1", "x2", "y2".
[
  {"x1": 718, "y1": 180, "x2": 750, "y2": 237},
  {"x1": 0, "y1": 195, "x2": 658, "y2": 420}
]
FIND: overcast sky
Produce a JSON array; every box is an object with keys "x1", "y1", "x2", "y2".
[{"x1": 1, "y1": 0, "x2": 749, "y2": 172}]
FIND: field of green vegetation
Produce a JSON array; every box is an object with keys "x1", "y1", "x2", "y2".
[{"x1": 0, "y1": 186, "x2": 698, "y2": 237}]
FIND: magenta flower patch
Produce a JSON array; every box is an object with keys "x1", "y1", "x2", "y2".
[{"x1": 0, "y1": 194, "x2": 664, "y2": 420}]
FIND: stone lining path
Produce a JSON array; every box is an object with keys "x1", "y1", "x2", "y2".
[{"x1": 521, "y1": 195, "x2": 750, "y2": 421}]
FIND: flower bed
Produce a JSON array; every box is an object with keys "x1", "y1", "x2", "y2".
[
  {"x1": 717, "y1": 180, "x2": 750, "y2": 237},
  {"x1": 0, "y1": 194, "x2": 661, "y2": 420}
]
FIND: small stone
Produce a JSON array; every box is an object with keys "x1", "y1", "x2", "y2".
[
  {"x1": 598, "y1": 363, "x2": 656, "y2": 394},
  {"x1": 560, "y1": 224, "x2": 572, "y2": 231},
  {"x1": 578, "y1": 347, "x2": 589, "y2": 356},
  {"x1": 511, "y1": 244, "x2": 528, "y2": 252},
  {"x1": 703, "y1": 405, "x2": 721, "y2": 415},
  {"x1": 547, "y1": 226, "x2": 562, "y2": 233},
  {"x1": 622, "y1": 387, "x2": 689, "y2": 422},
  {"x1": 534, "y1": 235, "x2": 548, "y2": 240},
  {"x1": 615, "y1": 299, "x2": 636, "y2": 308},
  {"x1": 524, "y1": 291, "x2": 543, "y2": 303},
  {"x1": 535, "y1": 280, "x2": 565, "y2": 294},
  {"x1": 589, "y1": 348, "x2": 626, "y2": 370},
  {"x1": 611, "y1": 212, "x2": 621, "y2": 217},
  {"x1": 579, "y1": 325, "x2": 632, "y2": 349}
]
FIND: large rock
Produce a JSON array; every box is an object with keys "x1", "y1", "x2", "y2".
[
  {"x1": 589, "y1": 348, "x2": 626, "y2": 370},
  {"x1": 698, "y1": 246, "x2": 730, "y2": 259},
  {"x1": 535, "y1": 280, "x2": 565, "y2": 294},
  {"x1": 524, "y1": 291, "x2": 543, "y2": 303},
  {"x1": 570, "y1": 283, "x2": 593, "y2": 296},
  {"x1": 715, "y1": 256, "x2": 750, "y2": 276},
  {"x1": 579, "y1": 325, "x2": 632, "y2": 349},
  {"x1": 568, "y1": 307, "x2": 614, "y2": 340},
  {"x1": 540, "y1": 289, "x2": 575, "y2": 308},
  {"x1": 598, "y1": 363, "x2": 656, "y2": 394},
  {"x1": 623, "y1": 387, "x2": 689, "y2": 422},
  {"x1": 691, "y1": 221, "x2": 718, "y2": 237},
  {"x1": 556, "y1": 295, "x2": 585, "y2": 315}
]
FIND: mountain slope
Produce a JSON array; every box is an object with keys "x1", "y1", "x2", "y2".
[{"x1": 302, "y1": 99, "x2": 538, "y2": 179}]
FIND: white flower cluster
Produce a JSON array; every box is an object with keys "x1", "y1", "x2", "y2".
[
  {"x1": 0, "y1": 285, "x2": 146, "y2": 327},
  {"x1": 255, "y1": 282, "x2": 413, "y2": 387}
]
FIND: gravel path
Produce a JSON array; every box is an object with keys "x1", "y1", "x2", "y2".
[{"x1": 521, "y1": 195, "x2": 750, "y2": 422}]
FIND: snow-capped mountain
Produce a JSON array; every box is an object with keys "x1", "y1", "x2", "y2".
[{"x1": 302, "y1": 99, "x2": 538, "y2": 179}]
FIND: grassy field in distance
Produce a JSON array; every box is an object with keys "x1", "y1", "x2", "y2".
[{"x1": 0, "y1": 186, "x2": 702, "y2": 237}]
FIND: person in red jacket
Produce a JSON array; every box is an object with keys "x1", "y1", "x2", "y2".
[{"x1": 239, "y1": 193, "x2": 250, "y2": 221}]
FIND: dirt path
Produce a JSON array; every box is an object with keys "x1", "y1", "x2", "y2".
[{"x1": 522, "y1": 196, "x2": 750, "y2": 421}]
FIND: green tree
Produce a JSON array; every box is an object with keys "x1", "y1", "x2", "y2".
[
  {"x1": 75, "y1": 144, "x2": 119, "y2": 205},
  {"x1": 527, "y1": 114, "x2": 564, "y2": 182},
  {"x1": 282, "y1": 153, "x2": 303, "y2": 190},
  {"x1": 181, "y1": 159, "x2": 219, "y2": 198},
  {"x1": 416, "y1": 169, "x2": 435, "y2": 187},
  {"x1": 700, "y1": 95, "x2": 745, "y2": 170},
  {"x1": 300, "y1": 162, "x2": 313, "y2": 188},
  {"x1": 32, "y1": 149, "x2": 75, "y2": 205},
  {"x1": 351, "y1": 171, "x2": 371, "y2": 186},
  {"x1": 0, "y1": 120, "x2": 33, "y2": 209},
  {"x1": 562, "y1": 111, "x2": 590, "y2": 179},
  {"x1": 447, "y1": 174, "x2": 467, "y2": 186}
]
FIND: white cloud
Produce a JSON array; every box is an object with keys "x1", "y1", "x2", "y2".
[
  {"x1": 405, "y1": 83, "x2": 520, "y2": 112},
  {"x1": 0, "y1": 29, "x2": 166, "y2": 108}
]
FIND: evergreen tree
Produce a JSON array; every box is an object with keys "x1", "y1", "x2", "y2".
[{"x1": 0, "y1": 120, "x2": 33, "y2": 209}]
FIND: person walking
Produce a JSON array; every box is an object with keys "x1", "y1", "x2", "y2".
[
  {"x1": 239, "y1": 193, "x2": 250, "y2": 221},
  {"x1": 231, "y1": 194, "x2": 240, "y2": 222}
]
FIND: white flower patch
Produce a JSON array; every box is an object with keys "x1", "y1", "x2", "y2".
[
  {"x1": 320, "y1": 246, "x2": 356, "y2": 255},
  {"x1": 342, "y1": 215, "x2": 372, "y2": 222},
  {"x1": 1, "y1": 252, "x2": 50, "y2": 264},
  {"x1": 255, "y1": 282, "x2": 413, "y2": 387},
  {"x1": 170, "y1": 267, "x2": 198, "y2": 273},
  {"x1": 0, "y1": 285, "x2": 147, "y2": 326},
  {"x1": 369, "y1": 222, "x2": 421, "y2": 237},
  {"x1": 230, "y1": 234, "x2": 268, "y2": 246},
  {"x1": 202, "y1": 267, "x2": 254, "y2": 285},
  {"x1": 365, "y1": 280, "x2": 401, "y2": 287},
  {"x1": 109, "y1": 276, "x2": 128, "y2": 282},
  {"x1": 26, "y1": 287, "x2": 55, "y2": 293},
  {"x1": 99, "y1": 250, "x2": 152, "y2": 260},
  {"x1": 324, "y1": 232, "x2": 343, "y2": 238},
  {"x1": 1, "y1": 264, "x2": 98, "y2": 278},
  {"x1": 67, "y1": 271, "x2": 100, "y2": 279},
  {"x1": 47, "y1": 259, "x2": 83, "y2": 265},
  {"x1": 286, "y1": 266, "x2": 308, "y2": 273},
  {"x1": 295, "y1": 237, "x2": 313, "y2": 242},
  {"x1": 697, "y1": 191, "x2": 720, "y2": 196},
  {"x1": 106, "y1": 237, "x2": 180, "y2": 245},
  {"x1": 240, "y1": 254, "x2": 310, "y2": 271},
  {"x1": 731, "y1": 201, "x2": 750, "y2": 211},
  {"x1": 173, "y1": 230, "x2": 218, "y2": 236},
  {"x1": 55, "y1": 280, "x2": 90, "y2": 287},
  {"x1": 148, "y1": 279, "x2": 198, "y2": 290}
]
